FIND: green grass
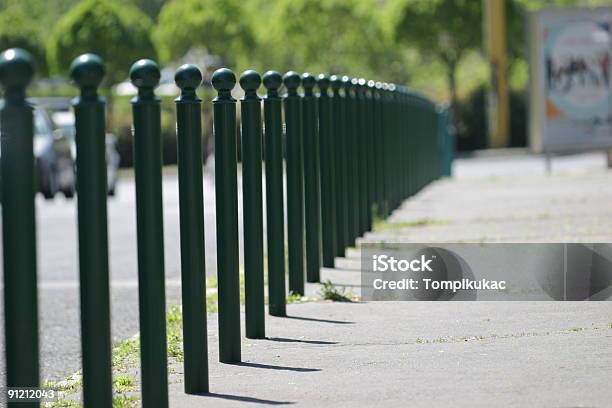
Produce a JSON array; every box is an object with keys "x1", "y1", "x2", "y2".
[
  {"x1": 374, "y1": 217, "x2": 449, "y2": 231},
  {"x1": 319, "y1": 280, "x2": 352, "y2": 302},
  {"x1": 166, "y1": 305, "x2": 184, "y2": 362},
  {"x1": 111, "y1": 396, "x2": 138, "y2": 408},
  {"x1": 112, "y1": 337, "x2": 140, "y2": 370}
]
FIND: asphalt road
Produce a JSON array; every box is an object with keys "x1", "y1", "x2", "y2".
[{"x1": 0, "y1": 161, "x2": 231, "y2": 384}]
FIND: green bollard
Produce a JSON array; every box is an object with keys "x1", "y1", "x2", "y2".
[
  {"x1": 346, "y1": 77, "x2": 360, "y2": 244},
  {"x1": 357, "y1": 79, "x2": 369, "y2": 234},
  {"x1": 174, "y1": 64, "x2": 209, "y2": 393},
  {"x1": 330, "y1": 75, "x2": 347, "y2": 257},
  {"x1": 374, "y1": 82, "x2": 385, "y2": 217},
  {"x1": 283, "y1": 71, "x2": 305, "y2": 296},
  {"x1": 399, "y1": 89, "x2": 408, "y2": 199},
  {"x1": 129, "y1": 59, "x2": 169, "y2": 407},
  {"x1": 381, "y1": 83, "x2": 392, "y2": 216},
  {"x1": 301, "y1": 73, "x2": 321, "y2": 283},
  {"x1": 70, "y1": 54, "x2": 113, "y2": 408},
  {"x1": 239, "y1": 70, "x2": 265, "y2": 339},
  {"x1": 0, "y1": 48, "x2": 39, "y2": 408},
  {"x1": 262, "y1": 71, "x2": 287, "y2": 317},
  {"x1": 212, "y1": 68, "x2": 241, "y2": 362},
  {"x1": 366, "y1": 80, "x2": 377, "y2": 227},
  {"x1": 340, "y1": 76, "x2": 354, "y2": 245},
  {"x1": 317, "y1": 74, "x2": 336, "y2": 267}
]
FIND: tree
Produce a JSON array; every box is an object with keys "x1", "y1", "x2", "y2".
[
  {"x1": 0, "y1": 7, "x2": 48, "y2": 74},
  {"x1": 255, "y1": 0, "x2": 394, "y2": 79},
  {"x1": 154, "y1": 0, "x2": 255, "y2": 67},
  {"x1": 47, "y1": 0, "x2": 157, "y2": 86},
  {"x1": 390, "y1": 0, "x2": 482, "y2": 108}
]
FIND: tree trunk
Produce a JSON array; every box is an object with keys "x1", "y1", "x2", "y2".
[{"x1": 446, "y1": 61, "x2": 459, "y2": 125}]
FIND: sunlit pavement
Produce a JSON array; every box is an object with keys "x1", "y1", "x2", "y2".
[{"x1": 1, "y1": 151, "x2": 611, "y2": 406}]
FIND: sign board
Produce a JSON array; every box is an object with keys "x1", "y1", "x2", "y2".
[{"x1": 528, "y1": 7, "x2": 612, "y2": 153}]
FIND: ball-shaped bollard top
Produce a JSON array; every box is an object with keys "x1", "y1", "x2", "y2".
[
  {"x1": 301, "y1": 73, "x2": 316, "y2": 90},
  {"x1": 70, "y1": 54, "x2": 105, "y2": 90},
  {"x1": 0, "y1": 48, "x2": 34, "y2": 91},
  {"x1": 174, "y1": 64, "x2": 202, "y2": 91},
  {"x1": 317, "y1": 74, "x2": 330, "y2": 90},
  {"x1": 239, "y1": 70, "x2": 261, "y2": 92},
  {"x1": 262, "y1": 70, "x2": 282, "y2": 91},
  {"x1": 283, "y1": 71, "x2": 301, "y2": 90},
  {"x1": 129, "y1": 59, "x2": 161, "y2": 89},
  {"x1": 211, "y1": 68, "x2": 236, "y2": 93}
]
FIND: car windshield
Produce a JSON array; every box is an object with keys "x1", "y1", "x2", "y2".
[{"x1": 34, "y1": 111, "x2": 52, "y2": 137}]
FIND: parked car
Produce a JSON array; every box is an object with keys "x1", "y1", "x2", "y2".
[
  {"x1": 0, "y1": 106, "x2": 76, "y2": 199},
  {"x1": 51, "y1": 111, "x2": 120, "y2": 196}
]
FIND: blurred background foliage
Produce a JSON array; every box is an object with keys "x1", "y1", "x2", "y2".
[{"x1": 0, "y1": 0, "x2": 609, "y2": 162}]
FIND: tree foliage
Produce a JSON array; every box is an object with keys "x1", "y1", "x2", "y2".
[
  {"x1": 255, "y1": 0, "x2": 394, "y2": 79},
  {"x1": 0, "y1": 7, "x2": 47, "y2": 74},
  {"x1": 47, "y1": 0, "x2": 156, "y2": 85},
  {"x1": 390, "y1": 0, "x2": 482, "y2": 105},
  {"x1": 154, "y1": 0, "x2": 255, "y2": 67}
]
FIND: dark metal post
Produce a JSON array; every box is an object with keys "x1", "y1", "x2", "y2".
[
  {"x1": 366, "y1": 80, "x2": 377, "y2": 226},
  {"x1": 239, "y1": 70, "x2": 265, "y2": 339},
  {"x1": 212, "y1": 68, "x2": 241, "y2": 362},
  {"x1": 345, "y1": 77, "x2": 359, "y2": 244},
  {"x1": 374, "y1": 82, "x2": 385, "y2": 217},
  {"x1": 174, "y1": 64, "x2": 208, "y2": 393},
  {"x1": 283, "y1": 71, "x2": 305, "y2": 295},
  {"x1": 317, "y1": 74, "x2": 336, "y2": 267},
  {"x1": 262, "y1": 71, "x2": 286, "y2": 317},
  {"x1": 0, "y1": 48, "x2": 39, "y2": 408},
  {"x1": 70, "y1": 53, "x2": 113, "y2": 408},
  {"x1": 129, "y1": 59, "x2": 169, "y2": 407},
  {"x1": 302, "y1": 73, "x2": 321, "y2": 283},
  {"x1": 330, "y1": 76, "x2": 347, "y2": 257},
  {"x1": 357, "y1": 79, "x2": 369, "y2": 233}
]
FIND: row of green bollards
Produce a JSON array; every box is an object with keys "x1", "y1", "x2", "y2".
[{"x1": 0, "y1": 47, "x2": 450, "y2": 408}]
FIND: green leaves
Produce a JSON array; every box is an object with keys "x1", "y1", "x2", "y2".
[
  {"x1": 0, "y1": 7, "x2": 47, "y2": 74},
  {"x1": 47, "y1": 0, "x2": 156, "y2": 85},
  {"x1": 154, "y1": 0, "x2": 255, "y2": 67}
]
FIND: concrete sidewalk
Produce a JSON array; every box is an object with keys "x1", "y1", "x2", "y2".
[
  {"x1": 166, "y1": 153, "x2": 612, "y2": 407},
  {"x1": 169, "y1": 302, "x2": 612, "y2": 407}
]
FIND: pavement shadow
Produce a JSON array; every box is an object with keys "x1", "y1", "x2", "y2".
[
  {"x1": 204, "y1": 392, "x2": 295, "y2": 405},
  {"x1": 285, "y1": 315, "x2": 355, "y2": 325},
  {"x1": 266, "y1": 336, "x2": 338, "y2": 345},
  {"x1": 231, "y1": 361, "x2": 321, "y2": 372}
]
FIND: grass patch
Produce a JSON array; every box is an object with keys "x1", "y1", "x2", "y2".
[
  {"x1": 166, "y1": 305, "x2": 184, "y2": 362},
  {"x1": 374, "y1": 218, "x2": 449, "y2": 231},
  {"x1": 112, "y1": 337, "x2": 140, "y2": 370},
  {"x1": 46, "y1": 400, "x2": 80, "y2": 407},
  {"x1": 112, "y1": 395, "x2": 138, "y2": 408},
  {"x1": 319, "y1": 280, "x2": 352, "y2": 302},
  {"x1": 287, "y1": 293, "x2": 303, "y2": 303},
  {"x1": 206, "y1": 277, "x2": 218, "y2": 288},
  {"x1": 113, "y1": 375, "x2": 135, "y2": 392}
]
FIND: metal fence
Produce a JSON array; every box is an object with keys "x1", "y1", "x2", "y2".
[{"x1": 0, "y1": 48, "x2": 452, "y2": 407}]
